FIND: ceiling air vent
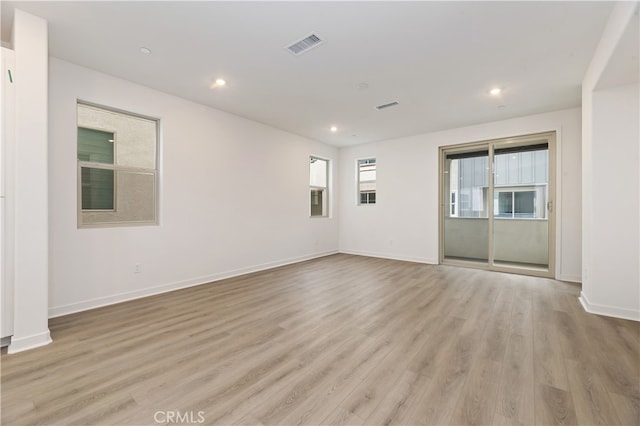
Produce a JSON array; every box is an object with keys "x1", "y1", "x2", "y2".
[
  {"x1": 286, "y1": 33, "x2": 324, "y2": 56},
  {"x1": 375, "y1": 101, "x2": 400, "y2": 111}
]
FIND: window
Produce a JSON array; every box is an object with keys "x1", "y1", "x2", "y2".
[
  {"x1": 494, "y1": 189, "x2": 541, "y2": 219},
  {"x1": 357, "y1": 158, "x2": 376, "y2": 204},
  {"x1": 446, "y1": 153, "x2": 489, "y2": 218},
  {"x1": 310, "y1": 156, "x2": 328, "y2": 217},
  {"x1": 77, "y1": 103, "x2": 158, "y2": 227},
  {"x1": 447, "y1": 147, "x2": 548, "y2": 220}
]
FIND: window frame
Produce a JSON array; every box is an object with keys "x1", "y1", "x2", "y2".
[
  {"x1": 357, "y1": 157, "x2": 377, "y2": 205},
  {"x1": 309, "y1": 155, "x2": 329, "y2": 218},
  {"x1": 77, "y1": 101, "x2": 160, "y2": 228}
]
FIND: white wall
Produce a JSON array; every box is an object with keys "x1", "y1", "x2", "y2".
[
  {"x1": 48, "y1": 58, "x2": 339, "y2": 317},
  {"x1": 8, "y1": 10, "x2": 52, "y2": 353},
  {"x1": 581, "y1": 2, "x2": 639, "y2": 321},
  {"x1": 339, "y1": 108, "x2": 582, "y2": 282},
  {"x1": 582, "y1": 83, "x2": 639, "y2": 320}
]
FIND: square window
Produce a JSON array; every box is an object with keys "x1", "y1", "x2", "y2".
[{"x1": 77, "y1": 103, "x2": 158, "y2": 227}]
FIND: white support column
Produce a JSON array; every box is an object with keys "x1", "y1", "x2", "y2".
[
  {"x1": 581, "y1": 3, "x2": 639, "y2": 321},
  {"x1": 8, "y1": 9, "x2": 52, "y2": 353}
]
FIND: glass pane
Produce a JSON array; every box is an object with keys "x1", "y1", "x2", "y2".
[
  {"x1": 358, "y1": 158, "x2": 376, "y2": 196},
  {"x1": 310, "y1": 157, "x2": 327, "y2": 187},
  {"x1": 78, "y1": 103, "x2": 156, "y2": 169},
  {"x1": 493, "y1": 144, "x2": 549, "y2": 269},
  {"x1": 496, "y1": 192, "x2": 513, "y2": 218},
  {"x1": 81, "y1": 171, "x2": 155, "y2": 225},
  {"x1": 116, "y1": 116, "x2": 157, "y2": 169},
  {"x1": 443, "y1": 149, "x2": 489, "y2": 263},
  {"x1": 310, "y1": 189, "x2": 325, "y2": 216},
  {"x1": 78, "y1": 127, "x2": 114, "y2": 164},
  {"x1": 514, "y1": 191, "x2": 535, "y2": 218},
  {"x1": 81, "y1": 167, "x2": 114, "y2": 210}
]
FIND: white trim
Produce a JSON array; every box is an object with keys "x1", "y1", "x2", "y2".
[
  {"x1": 557, "y1": 274, "x2": 582, "y2": 283},
  {"x1": 579, "y1": 291, "x2": 640, "y2": 322},
  {"x1": 7, "y1": 330, "x2": 52, "y2": 354},
  {"x1": 48, "y1": 250, "x2": 338, "y2": 318},
  {"x1": 339, "y1": 249, "x2": 437, "y2": 265},
  {"x1": 555, "y1": 125, "x2": 564, "y2": 288}
]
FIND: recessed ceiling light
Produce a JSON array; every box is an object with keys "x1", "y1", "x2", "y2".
[
  {"x1": 211, "y1": 79, "x2": 227, "y2": 89},
  {"x1": 490, "y1": 87, "x2": 502, "y2": 96},
  {"x1": 330, "y1": 126, "x2": 338, "y2": 132},
  {"x1": 140, "y1": 47, "x2": 152, "y2": 54}
]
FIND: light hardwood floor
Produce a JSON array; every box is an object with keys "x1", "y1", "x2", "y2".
[{"x1": 2, "y1": 254, "x2": 639, "y2": 425}]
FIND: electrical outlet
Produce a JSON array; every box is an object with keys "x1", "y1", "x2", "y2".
[{"x1": 134, "y1": 264, "x2": 141, "y2": 274}]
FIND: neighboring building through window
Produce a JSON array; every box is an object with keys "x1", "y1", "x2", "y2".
[
  {"x1": 447, "y1": 146, "x2": 548, "y2": 220},
  {"x1": 77, "y1": 102, "x2": 158, "y2": 227},
  {"x1": 358, "y1": 158, "x2": 376, "y2": 204},
  {"x1": 495, "y1": 189, "x2": 540, "y2": 218},
  {"x1": 310, "y1": 156, "x2": 328, "y2": 217}
]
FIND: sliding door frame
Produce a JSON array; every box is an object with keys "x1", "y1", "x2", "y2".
[{"x1": 438, "y1": 131, "x2": 556, "y2": 278}]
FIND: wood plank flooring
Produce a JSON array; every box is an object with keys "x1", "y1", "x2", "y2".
[{"x1": 2, "y1": 254, "x2": 639, "y2": 425}]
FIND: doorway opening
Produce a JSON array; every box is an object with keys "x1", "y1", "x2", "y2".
[{"x1": 439, "y1": 132, "x2": 556, "y2": 278}]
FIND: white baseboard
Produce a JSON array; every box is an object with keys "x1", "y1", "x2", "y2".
[
  {"x1": 579, "y1": 291, "x2": 640, "y2": 322},
  {"x1": 48, "y1": 250, "x2": 338, "y2": 318},
  {"x1": 338, "y1": 249, "x2": 438, "y2": 265},
  {"x1": 7, "y1": 330, "x2": 52, "y2": 354}
]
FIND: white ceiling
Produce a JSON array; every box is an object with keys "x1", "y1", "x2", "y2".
[{"x1": 0, "y1": 1, "x2": 620, "y2": 147}]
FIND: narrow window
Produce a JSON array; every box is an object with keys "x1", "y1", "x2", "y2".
[
  {"x1": 357, "y1": 158, "x2": 376, "y2": 204},
  {"x1": 310, "y1": 156, "x2": 328, "y2": 217},
  {"x1": 77, "y1": 103, "x2": 158, "y2": 227}
]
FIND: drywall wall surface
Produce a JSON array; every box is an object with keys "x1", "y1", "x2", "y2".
[
  {"x1": 48, "y1": 58, "x2": 339, "y2": 316},
  {"x1": 581, "y1": 2, "x2": 639, "y2": 321},
  {"x1": 583, "y1": 83, "x2": 639, "y2": 320},
  {"x1": 339, "y1": 107, "x2": 582, "y2": 281},
  {"x1": 9, "y1": 10, "x2": 52, "y2": 353}
]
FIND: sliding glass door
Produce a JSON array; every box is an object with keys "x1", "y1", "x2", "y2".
[
  {"x1": 492, "y1": 141, "x2": 550, "y2": 271},
  {"x1": 440, "y1": 132, "x2": 555, "y2": 277},
  {"x1": 442, "y1": 147, "x2": 490, "y2": 264}
]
